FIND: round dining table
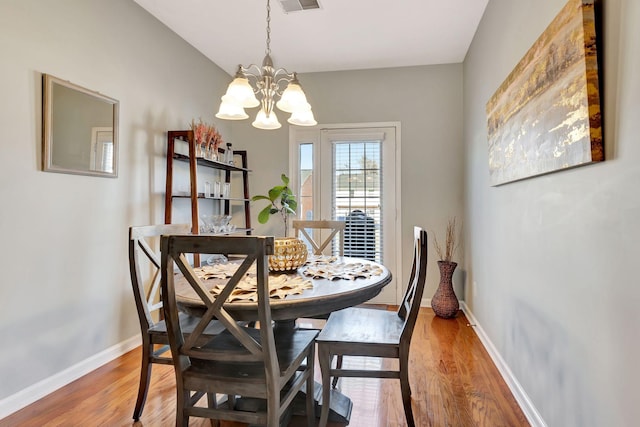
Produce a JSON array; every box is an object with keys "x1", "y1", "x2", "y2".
[{"x1": 174, "y1": 256, "x2": 392, "y2": 323}]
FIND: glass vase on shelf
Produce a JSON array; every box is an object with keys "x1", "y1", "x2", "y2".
[
  {"x1": 224, "y1": 143, "x2": 234, "y2": 165},
  {"x1": 195, "y1": 142, "x2": 205, "y2": 158},
  {"x1": 206, "y1": 144, "x2": 218, "y2": 161}
]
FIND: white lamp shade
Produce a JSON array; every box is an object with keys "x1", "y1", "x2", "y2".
[
  {"x1": 215, "y1": 96, "x2": 249, "y2": 120},
  {"x1": 252, "y1": 108, "x2": 282, "y2": 130},
  {"x1": 225, "y1": 77, "x2": 259, "y2": 108},
  {"x1": 276, "y1": 83, "x2": 309, "y2": 113},
  {"x1": 287, "y1": 108, "x2": 317, "y2": 126}
]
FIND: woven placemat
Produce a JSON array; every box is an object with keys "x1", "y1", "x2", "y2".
[{"x1": 193, "y1": 264, "x2": 312, "y2": 302}]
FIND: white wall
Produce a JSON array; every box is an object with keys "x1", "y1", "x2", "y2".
[
  {"x1": 464, "y1": 0, "x2": 640, "y2": 426},
  {"x1": 233, "y1": 65, "x2": 466, "y2": 302},
  {"x1": 0, "y1": 0, "x2": 232, "y2": 402}
]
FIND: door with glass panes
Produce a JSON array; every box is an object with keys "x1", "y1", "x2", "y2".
[{"x1": 291, "y1": 125, "x2": 399, "y2": 304}]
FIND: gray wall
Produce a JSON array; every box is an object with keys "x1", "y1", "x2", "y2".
[
  {"x1": 463, "y1": 0, "x2": 640, "y2": 426},
  {"x1": 0, "y1": 0, "x2": 231, "y2": 400},
  {"x1": 10, "y1": 0, "x2": 632, "y2": 424},
  {"x1": 233, "y1": 65, "x2": 465, "y2": 302}
]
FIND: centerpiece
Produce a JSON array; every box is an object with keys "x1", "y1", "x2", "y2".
[{"x1": 251, "y1": 174, "x2": 307, "y2": 272}]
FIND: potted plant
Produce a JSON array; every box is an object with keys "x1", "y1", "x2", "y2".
[
  {"x1": 431, "y1": 217, "x2": 461, "y2": 318},
  {"x1": 251, "y1": 174, "x2": 307, "y2": 271},
  {"x1": 251, "y1": 174, "x2": 297, "y2": 237}
]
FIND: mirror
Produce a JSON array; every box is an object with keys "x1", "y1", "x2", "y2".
[{"x1": 42, "y1": 74, "x2": 119, "y2": 177}]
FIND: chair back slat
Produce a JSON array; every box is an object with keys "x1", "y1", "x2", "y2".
[
  {"x1": 129, "y1": 224, "x2": 191, "y2": 331},
  {"x1": 175, "y1": 255, "x2": 217, "y2": 307},
  {"x1": 145, "y1": 270, "x2": 161, "y2": 306},
  {"x1": 397, "y1": 227, "x2": 428, "y2": 343},
  {"x1": 162, "y1": 235, "x2": 276, "y2": 366},
  {"x1": 293, "y1": 219, "x2": 345, "y2": 256},
  {"x1": 138, "y1": 237, "x2": 161, "y2": 269},
  {"x1": 148, "y1": 301, "x2": 163, "y2": 312}
]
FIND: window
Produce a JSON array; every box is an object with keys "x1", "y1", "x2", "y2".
[{"x1": 333, "y1": 140, "x2": 382, "y2": 262}]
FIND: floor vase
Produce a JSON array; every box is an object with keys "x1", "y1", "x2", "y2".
[{"x1": 431, "y1": 261, "x2": 459, "y2": 318}]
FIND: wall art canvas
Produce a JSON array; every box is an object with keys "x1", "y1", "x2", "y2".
[{"x1": 486, "y1": 0, "x2": 602, "y2": 186}]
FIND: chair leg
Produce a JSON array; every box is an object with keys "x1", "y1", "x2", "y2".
[
  {"x1": 207, "y1": 393, "x2": 219, "y2": 427},
  {"x1": 176, "y1": 389, "x2": 190, "y2": 427},
  {"x1": 399, "y1": 351, "x2": 415, "y2": 427},
  {"x1": 132, "y1": 343, "x2": 153, "y2": 421},
  {"x1": 331, "y1": 355, "x2": 343, "y2": 389},
  {"x1": 267, "y1": 383, "x2": 280, "y2": 426},
  {"x1": 318, "y1": 344, "x2": 332, "y2": 427},
  {"x1": 305, "y1": 345, "x2": 316, "y2": 427}
]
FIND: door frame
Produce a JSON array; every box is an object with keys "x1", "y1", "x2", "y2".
[{"x1": 289, "y1": 122, "x2": 403, "y2": 304}]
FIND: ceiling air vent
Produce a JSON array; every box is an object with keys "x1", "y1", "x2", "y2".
[{"x1": 278, "y1": 0, "x2": 321, "y2": 13}]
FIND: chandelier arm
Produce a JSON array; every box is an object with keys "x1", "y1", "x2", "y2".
[
  {"x1": 272, "y1": 69, "x2": 295, "y2": 95},
  {"x1": 272, "y1": 66, "x2": 294, "y2": 76},
  {"x1": 240, "y1": 64, "x2": 262, "y2": 78},
  {"x1": 273, "y1": 69, "x2": 295, "y2": 81}
]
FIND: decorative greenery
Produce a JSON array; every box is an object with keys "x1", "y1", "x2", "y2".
[
  {"x1": 433, "y1": 217, "x2": 460, "y2": 262},
  {"x1": 251, "y1": 174, "x2": 298, "y2": 237}
]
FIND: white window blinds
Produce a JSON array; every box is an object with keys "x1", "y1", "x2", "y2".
[{"x1": 329, "y1": 132, "x2": 385, "y2": 262}]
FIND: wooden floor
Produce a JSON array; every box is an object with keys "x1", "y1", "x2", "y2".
[{"x1": 0, "y1": 308, "x2": 529, "y2": 427}]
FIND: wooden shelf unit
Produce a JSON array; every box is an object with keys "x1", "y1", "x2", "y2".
[{"x1": 164, "y1": 130, "x2": 252, "y2": 263}]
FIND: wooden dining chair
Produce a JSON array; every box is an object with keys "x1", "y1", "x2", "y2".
[
  {"x1": 128, "y1": 224, "x2": 227, "y2": 422},
  {"x1": 316, "y1": 226, "x2": 428, "y2": 427},
  {"x1": 293, "y1": 219, "x2": 345, "y2": 256},
  {"x1": 160, "y1": 234, "x2": 318, "y2": 427},
  {"x1": 293, "y1": 219, "x2": 347, "y2": 330}
]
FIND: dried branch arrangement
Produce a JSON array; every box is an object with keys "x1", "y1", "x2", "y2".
[
  {"x1": 190, "y1": 118, "x2": 223, "y2": 153},
  {"x1": 433, "y1": 217, "x2": 460, "y2": 262}
]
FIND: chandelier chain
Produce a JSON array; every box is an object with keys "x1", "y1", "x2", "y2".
[{"x1": 265, "y1": 0, "x2": 271, "y2": 57}]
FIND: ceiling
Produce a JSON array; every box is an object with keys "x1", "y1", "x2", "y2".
[{"x1": 133, "y1": 0, "x2": 489, "y2": 76}]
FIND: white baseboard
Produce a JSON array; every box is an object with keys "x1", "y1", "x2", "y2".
[
  {"x1": 460, "y1": 302, "x2": 547, "y2": 427},
  {"x1": 0, "y1": 335, "x2": 140, "y2": 420}
]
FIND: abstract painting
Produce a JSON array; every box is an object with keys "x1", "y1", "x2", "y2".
[{"x1": 486, "y1": 0, "x2": 603, "y2": 186}]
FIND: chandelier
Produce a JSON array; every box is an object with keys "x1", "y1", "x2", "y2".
[{"x1": 215, "y1": 0, "x2": 317, "y2": 130}]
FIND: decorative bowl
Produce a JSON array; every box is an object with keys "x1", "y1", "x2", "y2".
[
  {"x1": 268, "y1": 237, "x2": 308, "y2": 272},
  {"x1": 200, "y1": 214, "x2": 232, "y2": 233}
]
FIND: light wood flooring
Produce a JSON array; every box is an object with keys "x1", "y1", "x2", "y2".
[{"x1": 0, "y1": 308, "x2": 529, "y2": 427}]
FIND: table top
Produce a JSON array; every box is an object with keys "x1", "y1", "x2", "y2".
[{"x1": 175, "y1": 257, "x2": 392, "y2": 321}]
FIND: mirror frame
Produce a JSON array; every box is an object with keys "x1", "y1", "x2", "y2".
[{"x1": 42, "y1": 74, "x2": 119, "y2": 178}]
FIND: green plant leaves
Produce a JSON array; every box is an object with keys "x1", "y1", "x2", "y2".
[
  {"x1": 268, "y1": 186, "x2": 285, "y2": 201},
  {"x1": 252, "y1": 173, "x2": 298, "y2": 227},
  {"x1": 257, "y1": 205, "x2": 273, "y2": 224},
  {"x1": 286, "y1": 199, "x2": 298, "y2": 213}
]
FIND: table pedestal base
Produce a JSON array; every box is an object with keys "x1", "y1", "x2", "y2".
[
  {"x1": 295, "y1": 381, "x2": 352, "y2": 424},
  {"x1": 235, "y1": 381, "x2": 352, "y2": 426}
]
